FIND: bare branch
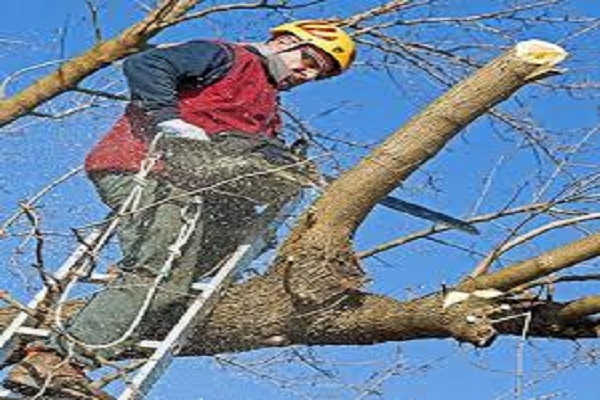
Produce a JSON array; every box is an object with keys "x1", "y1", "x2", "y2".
[
  {"x1": 472, "y1": 212, "x2": 600, "y2": 277},
  {"x1": 73, "y1": 87, "x2": 129, "y2": 101},
  {"x1": 0, "y1": 59, "x2": 66, "y2": 99},
  {"x1": 0, "y1": 0, "x2": 202, "y2": 127},
  {"x1": 85, "y1": 0, "x2": 103, "y2": 43},
  {"x1": 514, "y1": 274, "x2": 600, "y2": 292},
  {"x1": 339, "y1": 1, "x2": 410, "y2": 29},
  {"x1": 557, "y1": 296, "x2": 600, "y2": 323},
  {"x1": 459, "y1": 230, "x2": 600, "y2": 292},
  {"x1": 178, "y1": 0, "x2": 331, "y2": 24},
  {"x1": 398, "y1": 0, "x2": 562, "y2": 26},
  {"x1": 0, "y1": 167, "x2": 83, "y2": 237}
]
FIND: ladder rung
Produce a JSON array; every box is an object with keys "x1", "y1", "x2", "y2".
[
  {"x1": 15, "y1": 327, "x2": 50, "y2": 338},
  {"x1": 80, "y1": 272, "x2": 116, "y2": 284},
  {"x1": 137, "y1": 340, "x2": 162, "y2": 349},
  {"x1": 190, "y1": 282, "x2": 214, "y2": 292}
]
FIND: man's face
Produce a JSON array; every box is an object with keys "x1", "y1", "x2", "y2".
[{"x1": 274, "y1": 42, "x2": 338, "y2": 90}]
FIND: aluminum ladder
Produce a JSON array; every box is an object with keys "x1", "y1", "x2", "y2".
[{"x1": 0, "y1": 193, "x2": 304, "y2": 400}]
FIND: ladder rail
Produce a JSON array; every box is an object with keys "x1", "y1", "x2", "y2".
[{"x1": 0, "y1": 229, "x2": 103, "y2": 365}]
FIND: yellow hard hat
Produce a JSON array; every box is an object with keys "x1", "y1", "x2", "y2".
[{"x1": 271, "y1": 20, "x2": 356, "y2": 74}]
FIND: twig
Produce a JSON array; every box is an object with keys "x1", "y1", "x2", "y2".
[
  {"x1": 339, "y1": 0, "x2": 410, "y2": 29},
  {"x1": 0, "y1": 59, "x2": 66, "y2": 99},
  {"x1": 399, "y1": 0, "x2": 560, "y2": 26},
  {"x1": 85, "y1": 0, "x2": 103, "y2": 42},
  {"x1": 0, "y1": 166, "x2": 83, "y2": 237},
  {"x1": 20, "y1": 205, "x2": 49, "y2": 286},
  {"x1": 470, "y1": 156, "x2": 507, "y2": 216},
  {"x1": 533, "y1": 125, "x2": 600, "y2": 203},
  {"x1": 74, "y1": 86, "x2": 129, "y2": 101},
  {"x1": 0, "y1": 290, "x2": 40, "y2": 319},
  {"x1": 29, "y1": 99, "x2": 100, "y2": 120},
  {"x1": 423, "y1": 236, "x2": 489, "y2": 258},
  {"x1": 472, "y1": 212, "x2": 600, "y2": 277}
]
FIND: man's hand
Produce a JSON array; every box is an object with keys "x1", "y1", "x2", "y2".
[{"x1": 157, "y1": 119, "x2": 210, "y2": 141}]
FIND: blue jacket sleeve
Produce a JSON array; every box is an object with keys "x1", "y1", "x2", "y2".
[{"x1": 123, "y1": 40, "x2": 233, "y2": 124}]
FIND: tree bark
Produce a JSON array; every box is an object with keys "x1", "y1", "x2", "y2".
[
  {"x1": 2, "y1": 282, "x2": 598, "y2": 359},
  {"x1": 458, "y1": 231, "x2": 600, "y2": 292}
]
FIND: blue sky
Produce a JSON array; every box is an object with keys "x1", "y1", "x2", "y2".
[{"x1": 1, "y1": 1, "x2": 600, "y2": 399}]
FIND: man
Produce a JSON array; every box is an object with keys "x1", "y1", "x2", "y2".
[{"x1": 4, "y1": 20, "x2": 355, "y2": 399}]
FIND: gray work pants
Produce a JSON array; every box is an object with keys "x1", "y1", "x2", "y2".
[
  {"x1": 49, "y1": 173, "x2": 256, "y2": 367},
  {"x1": 48, "y1": 133, "x2": 307, "y2": 367}
]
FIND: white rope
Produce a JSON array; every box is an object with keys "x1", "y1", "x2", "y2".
[{"x1": 54, "y1": 133, "x2": 204, "y2": 350}]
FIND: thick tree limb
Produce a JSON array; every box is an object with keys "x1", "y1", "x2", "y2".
[
  {"x1": 1, "y1": 284, "x2": 597, "y2": 360},
  {"x1": 557, "y1": 296, "x2": 600, "y2": 324},
  {"x1": 493, "y1": 299, "x2": 600, "y2": 340},
  {"x1": 459, "y1": 230, "x2": 600, "y2": 293},
  {"x1": 297, "y1": 40, "x2": 567, "y2": 237},
  {"x1": 273, "y1": 40, "x2": 568, "y2": 307}
]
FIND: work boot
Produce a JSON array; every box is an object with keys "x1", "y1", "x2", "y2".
[{"x1": 2, "y1": 348, "x2": 114, "y2": 399}]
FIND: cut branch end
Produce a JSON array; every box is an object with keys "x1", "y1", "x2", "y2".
[
  {"x1": 515, "y1": 40, "x2": 568, "y2": 81},
  {"x1": 515, "y1": 40, "x2": 568, "y2": 66}
]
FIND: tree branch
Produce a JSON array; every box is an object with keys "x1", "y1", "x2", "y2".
[
  {"x1": 0, "y1": 0, "x2": 202, "y2": 127},
  {"x1": 273, "y1": 40, "x2": 568, "y2": 306},
  {"x1": 338, "y1": 0, "x2": 410, "y2": 29},
  {"x1": 557, "y1": 296, "x2": 600, "y2": 324},
  {"x1": 2, "y1": 284, "x2": 597, "y2": 361},
  {"x1": 471, "y1": 212, "x2": 600, "y2": 277},
  {"x1": 302, "y1": 40, "x2": 567, "y2": 237},
  {"x1": 358, "y1": 202, "x2": 555, "y2": 259},
  {"x1": 459, "y1": 230, "x2": 600, "y2": 292}
]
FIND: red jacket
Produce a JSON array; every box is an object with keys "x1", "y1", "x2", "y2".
[{"x1": 85, "y1": 43, "x2": 281, "y2": 173}]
